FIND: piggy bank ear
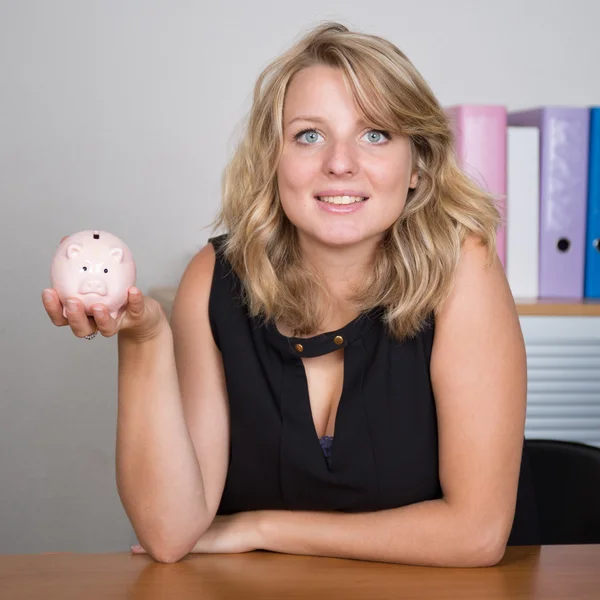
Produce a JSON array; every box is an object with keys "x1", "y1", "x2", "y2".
[
  {"x1": 109, "y1": 247, "x2": 124, "y2": 263},
  {"x1": 66, "y1": 243, "x2": 82, "y2": 259}
]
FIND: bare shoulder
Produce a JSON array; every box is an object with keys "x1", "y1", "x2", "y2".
[
  {"x1": 170, "y1": 243, "x2": 217, "y2": 332},
  {"x1": 434, "y1": 233, "x2": 517, "y2": 324},
  {"x1": 174, "y1": 242, "x2": 216, "y2": 303},
  {"x1": 169, "y1": 239, "x2": 222, "y2": 382},
  {"x1": 431, "y1": 231, "x2": 524, "y2": 385}
]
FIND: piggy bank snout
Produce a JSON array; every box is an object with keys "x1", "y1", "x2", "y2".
[{"x1": 78, "y1": 278, "x2": 109, "y2": 296}]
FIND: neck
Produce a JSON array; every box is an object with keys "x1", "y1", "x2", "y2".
[
  {"x1": 298, "y1": 233, "x2": 381, "y2": 304},
  {"x1": 276, "y1": 233, "x2": 382, "y2": 337}
]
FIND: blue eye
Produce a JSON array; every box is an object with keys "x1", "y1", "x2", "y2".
[
  {"x1": 294, "y1": 129, "x2": 323, "y2": 144},
  {"x1": 362, "y1": 130, "x2": 391, "y2": 144}
]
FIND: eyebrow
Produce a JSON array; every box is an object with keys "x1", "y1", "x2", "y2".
[
  {"x1": 286, "y1": 116, "x2": 326, "y2": 127},
  {"x1": 285, "y1": 115, "x2": 369, "y2": 128}
]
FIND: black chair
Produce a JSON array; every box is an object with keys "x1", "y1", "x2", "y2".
[{"x1": 525, "y1": 439, "x2": 600, "y2": 544}]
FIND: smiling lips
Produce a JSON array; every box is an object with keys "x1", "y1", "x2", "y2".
[
  {"x1": 315, "y1": 190, "x2": 369, "y2": 205},
  {"x1": 316, "y1": 195, "x2": 367, "y2": 205}
]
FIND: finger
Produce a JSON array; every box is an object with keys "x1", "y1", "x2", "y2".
[
  {"x1": 42, "y1": 289, "x2": 69, "y2": 326},
  {"x1": 89, "y1": 303, "x2": 117, "y2": 337},
  {"x1": 126, "y1": 287, "x2": 145, "y2": 318},
  {"x1": 64, "y1": 297, "x2": 98, "y2": 338},
  {"x1": 60, "y1": 236, "x2": 69, "y2": 244},
  {"x1": 97, "y1": 288, "x2": 143, "y2": 335}
]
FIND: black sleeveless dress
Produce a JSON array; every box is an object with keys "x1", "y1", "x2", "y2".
[{"x1": 207, "y1": 234, "x2": 540, "y2": 545}]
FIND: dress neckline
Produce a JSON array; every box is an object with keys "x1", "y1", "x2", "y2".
[{"x1": 264, "y1": 307, "x2": 383, "y2": 359}]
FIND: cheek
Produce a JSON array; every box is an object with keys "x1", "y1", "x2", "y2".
[
  {"x1": 277, "y1": 155, "x2": 318, "y2": 222},
  {"x1": 369, "y1": 155, "x2": 410, "y2": 191},
  {"x1": 277, "y1": 151, "x2": 318, "y2": 194},
  {"x1": 364, "y1": 157, "x2": 412, "y2": 224}
]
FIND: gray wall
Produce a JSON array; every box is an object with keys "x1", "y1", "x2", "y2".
[{"x1": 1, "y1": 0, "x2": 598, "y2": 554}]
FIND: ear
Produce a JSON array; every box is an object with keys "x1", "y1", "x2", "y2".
[
  {"x1": 109, "y1": 247, "x2": 124, "y2": 263},
  {"x1": 409, "y1": 171, "x2": 419, "y2": 189},
  {"x1": 66, "y1": 243, "x2": 82, "y2": 259}
]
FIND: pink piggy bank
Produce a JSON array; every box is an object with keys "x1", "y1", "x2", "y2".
[{"x1": 50, "y1": 230, "x2": 136, "y2": 319}]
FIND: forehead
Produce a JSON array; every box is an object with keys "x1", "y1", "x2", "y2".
[{"x1": 283, "y1": 65, "x2": 358, "y2": 121}]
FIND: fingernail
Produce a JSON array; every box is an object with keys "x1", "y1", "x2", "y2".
[
  {"x1": 42, "y1": 291, "x2": 53, "y2": 303},
  {"x1": 66, "y1": 300, "x2": 77, "y2": 312},
  {"x1": 131, "y1": 544, "x2": 142, "y2": 552},
  {"x1": 93, "y1": 307, "x2": 103, "y2": 316}
]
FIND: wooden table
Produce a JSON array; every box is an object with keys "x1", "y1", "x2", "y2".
[{"x1": 1, "y1": 546, "x2": 599, "y2": 599}]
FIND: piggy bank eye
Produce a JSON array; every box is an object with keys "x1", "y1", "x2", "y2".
[
  {"x1": 82, "y1": 266, "x2": 88, "y2": 272},
  {"x1": 104, "y1": 268, "x2": 109, "y2": 273}
]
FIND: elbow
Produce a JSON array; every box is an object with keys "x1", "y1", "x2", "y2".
[
  {"x1": 469, "y1": 535, "x2": 507, "y2": 567},
  {"x1": 138, "y1": 533, "x2": 194, "y2": 564},
  {"x1": 137, "y1": 516, "x2": 213, "y2": 564},
  {"x1": 462, "y1": 521, "x2": 509, "y2": 568},
  {"x1": 143, "y1": 533, "x2": 198, "y2": 564},
  {"x1": 150, "y1": 545, "x2": 189, "y2": 564},
  {"x1": 446, "y1": 496, "x2": 514, "y2": 567},
  {"x1": 444, "y1": 505, "x2": 510, "y2": 567}
]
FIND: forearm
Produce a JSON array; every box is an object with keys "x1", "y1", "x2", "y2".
[
  {"x1": 258, "y1": 499, "x2": 506, "y2": 567},
  {"x1": 116, "y1": 319, "x2": 210, "y2": 559}
]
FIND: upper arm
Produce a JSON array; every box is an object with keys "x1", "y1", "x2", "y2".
[
  {"x1": 430, "y1": 234, "x2": 527, "y2": 550},
  {"x1": 170, "y1": 242, "x2": 230, "y2": 518}
]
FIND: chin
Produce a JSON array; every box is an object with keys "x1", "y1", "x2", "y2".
[{"x1": 308, "y1": 228, "x2": 376, "y2": 249}]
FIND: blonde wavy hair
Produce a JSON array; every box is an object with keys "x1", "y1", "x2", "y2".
[{"x1": 212, "y1": 21, "x2": 502, "y2": 340}]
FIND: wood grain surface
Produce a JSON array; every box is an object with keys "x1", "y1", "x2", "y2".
[{"x1": 1, "y1": 545, "x2": 600, "y2": 600}]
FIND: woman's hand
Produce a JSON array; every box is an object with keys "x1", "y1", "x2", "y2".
[
  {"x1": 131, "y1": 513, "x2": 264, "y2": 557},
  {"x1": 42, "y1": 236, "x2": 167, "y2": 343}
]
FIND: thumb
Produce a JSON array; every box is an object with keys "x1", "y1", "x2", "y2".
[{"x1": 127, "y1": 287, "x2": 145, "y2": 318}]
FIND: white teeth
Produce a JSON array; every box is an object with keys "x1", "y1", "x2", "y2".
[{"x1": 317, "y1": 195, "x2": 366, "y2": 205}]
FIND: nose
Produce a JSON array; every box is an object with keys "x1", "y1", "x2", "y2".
[
  {"x1": 323, "y1": 139, "x2": 359, "y2": 176},
  {"x1": 79, "y1": 279, "x2": 108, "y2": 296}
]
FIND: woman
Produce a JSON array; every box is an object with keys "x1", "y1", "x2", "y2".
[{"x1": 42, "y1": 22, "x2": 539, "y2": 566}]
